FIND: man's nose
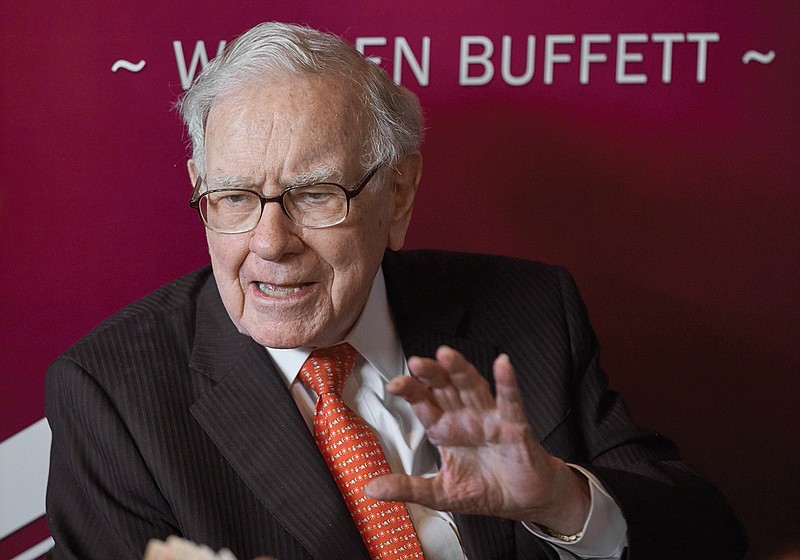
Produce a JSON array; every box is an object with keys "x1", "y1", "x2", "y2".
[{"x1": 248, "y1": 201, "x2": 302, "y2": 260}]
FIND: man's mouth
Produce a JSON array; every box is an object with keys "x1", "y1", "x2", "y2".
[{"x1": 256, "y1": 282, "x2": 307, "y2": 297}]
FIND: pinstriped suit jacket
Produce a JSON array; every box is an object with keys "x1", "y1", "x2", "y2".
[{"x1": 45, "y1": 250, "x2": 746, "y2": 560}]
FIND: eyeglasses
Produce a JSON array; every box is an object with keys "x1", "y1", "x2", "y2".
[{"x1": 189, "y1": 166, "x2": 380, "y2": 233}]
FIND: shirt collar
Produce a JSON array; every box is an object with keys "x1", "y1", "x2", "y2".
[{"x1": 266, "y1": 267, "x2": 405, "y2": 387}]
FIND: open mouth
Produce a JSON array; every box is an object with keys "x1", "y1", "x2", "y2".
[{"x1": 256, "y1": 282, "x2": 309, "y2": 298}]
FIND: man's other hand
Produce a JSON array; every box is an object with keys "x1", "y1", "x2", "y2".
[{"x1": 143, "y1": 536, "x2": 275, "y2": 560}]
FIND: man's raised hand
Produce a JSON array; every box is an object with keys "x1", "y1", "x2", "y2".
[{"x1": 364, "y1": 346, "x2": 590, "y2": 535}]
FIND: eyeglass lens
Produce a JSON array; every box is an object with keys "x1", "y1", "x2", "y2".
[{"x1": 200, "y1": 184, "x2": 349, "y2": 232}]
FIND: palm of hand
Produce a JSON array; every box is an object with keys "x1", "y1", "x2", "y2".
[{"x1": 434, "y1": 416, "x2": 549, "y2": 518}]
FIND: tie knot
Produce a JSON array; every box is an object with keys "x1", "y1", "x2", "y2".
[{"x1": 299, "y1": 342, "x2": 358, "y2": 397}]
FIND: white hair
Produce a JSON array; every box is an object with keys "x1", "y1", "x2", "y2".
[{"x1": 177, "y1": 22, "x2": 424, "y2": 175}]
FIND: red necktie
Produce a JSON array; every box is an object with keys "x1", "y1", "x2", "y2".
[{"x1": 299, "y1": 343, "x2": 425, "y2": 560}]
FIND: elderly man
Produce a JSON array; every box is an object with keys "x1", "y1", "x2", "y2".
[{"x1": 46, "y1": 22, "x2": 745, "y2": 560}]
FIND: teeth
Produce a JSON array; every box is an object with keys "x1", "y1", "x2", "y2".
[{"x1": 257, "y1": 282, "x2": 303, "y2": 297}]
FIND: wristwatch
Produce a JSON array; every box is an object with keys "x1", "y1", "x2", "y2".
[{"x1": 536, "y1": 524, "x2": 584, "y2": 543}]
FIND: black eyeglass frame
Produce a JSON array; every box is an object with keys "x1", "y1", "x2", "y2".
[{"x1": 189, "y1": 166, "x2": 381, "y2": 233}]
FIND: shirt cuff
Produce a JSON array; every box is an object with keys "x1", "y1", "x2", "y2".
[{"x1": 523, "y1": 464, "x2": 628, "y2": 559}]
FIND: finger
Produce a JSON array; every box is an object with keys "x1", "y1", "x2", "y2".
[
  {"x1": 386, "y1": 374, "x2": 435, "y2": 404},
  {"x1": 493, "y1": 354, "x2": 526, "y2": 423},
  {"x1": 435, "y1": 346, "x2": 494, "y2": 410},
  {"x1": 408, "y1": 355, "x2": 464, "y2": 412},
  {"x1": 364, "y1": 473, "x2": 445, "y2": 510},
  {"x1": 407, "y1": 355, "x2": 451, "y2": 388},
  {"x1": 386, "y1": 375, "x2": 444, "y2": 428}
]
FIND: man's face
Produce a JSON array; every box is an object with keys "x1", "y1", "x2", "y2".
[{"x1": 190, "y1": 74, "x2": 419, "y2": 348}]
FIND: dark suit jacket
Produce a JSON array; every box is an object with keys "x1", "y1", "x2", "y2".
[{"x1": 46, "y1": 250, "x2": 746, "y2": 560}]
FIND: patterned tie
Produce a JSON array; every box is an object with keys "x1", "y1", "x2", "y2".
[{"x1": 299, "y1": 343, "x2": 425, "y2": 560}]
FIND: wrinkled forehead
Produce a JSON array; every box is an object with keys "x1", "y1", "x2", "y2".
[{"x1": 203, "y1": 73, "x2": 371, "y2": 174}]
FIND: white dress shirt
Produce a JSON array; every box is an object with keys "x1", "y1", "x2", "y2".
[{"x1": 266, "y1": 269, "x2": 627, "y2": 560}]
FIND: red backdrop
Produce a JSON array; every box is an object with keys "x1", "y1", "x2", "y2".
[{"x1": 2, "y1": 2, "x2": 798, "y2": 559}]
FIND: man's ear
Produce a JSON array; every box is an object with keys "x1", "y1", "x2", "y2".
[
  {"x1": 387, "y1": 151, "x2": 423, "y2": 251},
  {"x1": 187, "y1": 159, "x2": 199, "y2": 188}
]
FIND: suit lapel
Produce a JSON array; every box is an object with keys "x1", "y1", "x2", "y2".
[
  {"x1": 383, "y1": 250, "x2": 502, "y2": 393},
  {"x1": 188, "y1": 277, "x2": 369, "y2": 560}
]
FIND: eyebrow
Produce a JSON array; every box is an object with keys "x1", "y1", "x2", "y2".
[
  {"x1": 205, "y1": 175, "x2": 247, "y2": 189},
  {"x1": 206, "y1": 165, "x2": 344, "y2": 191},
  {"x1": 289, "y1": 164, "x2": 342, "y2": 186}
]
